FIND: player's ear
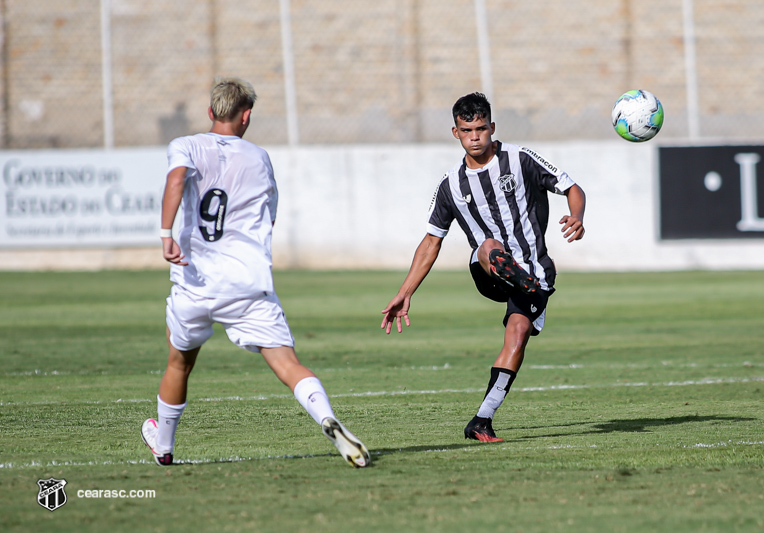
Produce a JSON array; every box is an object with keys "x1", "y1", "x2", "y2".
[
  {"x1": 490, "y1": 122, "x2": 496, "y2": 135},
  {"x1": 452, "y1": 125, "x2": 459, "y2": 139},
  {"x1": 242, "y1": 108, "x2": 252, "y2": 125},
  {"x1": 208, "y1": 107, "x2": 215, "y2": 122}
]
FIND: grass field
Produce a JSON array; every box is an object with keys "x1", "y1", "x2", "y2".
[{"x1": 0, "y1": 269, "x2": 763, "y2": 532}]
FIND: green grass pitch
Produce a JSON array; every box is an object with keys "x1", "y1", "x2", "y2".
[{"x1": 0, "y1": 269, "x2": 762, "y2": 532}]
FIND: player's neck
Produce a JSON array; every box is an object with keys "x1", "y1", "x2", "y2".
[
  {"x1": 210, "y1": 123, "x2": 244, "y2": 138},
  {"x1": 464, "y1": 141, "x2": 497, "y2": 169}
]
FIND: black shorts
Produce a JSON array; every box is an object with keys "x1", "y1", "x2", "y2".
[{"x1": 469, "y1": 260, "x2": 553, "y2": 336}]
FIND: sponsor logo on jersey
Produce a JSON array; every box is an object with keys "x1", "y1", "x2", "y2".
[
  {"x1": 498, "y1": 173, "x2": 517, "y2": 193},
  {"x1": 462, "y1": 193, "x2": 472, "y2": 203},
  {"x1": 521, "y1": 147, "x2": 558, "y2": 174}
]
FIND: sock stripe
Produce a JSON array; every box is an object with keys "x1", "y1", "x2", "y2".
[{"x1": 477, "y1": 367, "x2": 517, "y2": 419}]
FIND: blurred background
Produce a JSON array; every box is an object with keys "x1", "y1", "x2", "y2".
[
  {"x1": 1, "y1": 0, "x2": 763, "y2": 271},
  {"x1": 2, "y1": 0, "x2": 763, "y2": 148}
]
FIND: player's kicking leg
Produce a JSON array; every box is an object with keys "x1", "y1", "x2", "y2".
[
  {"x1": 478, "y1": 239, "x2": 540, "y2": 294},
  {"x1": 261, "y1": 346, "x2": 371, "y2": 468}
]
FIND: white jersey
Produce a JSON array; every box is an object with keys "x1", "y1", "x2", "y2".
[{"x1": 166, "y1": 133, "x2": 278, "y2": 298}]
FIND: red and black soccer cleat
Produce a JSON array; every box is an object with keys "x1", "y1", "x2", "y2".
[
  {"x1": 464, "y1": 416, "x2": 504, "y2": 443},
  {"x1": 488, "y1": 249, "x2": 540, "y2": 294}
]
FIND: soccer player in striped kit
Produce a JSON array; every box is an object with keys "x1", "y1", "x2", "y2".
[
  {"x1": 381, "y1": 92, "x2": 586, "y2": 442},
  {"x1": 141, "y1": 77, "x2": 370, "y2": 467}
]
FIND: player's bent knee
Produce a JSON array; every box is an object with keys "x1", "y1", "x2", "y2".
[
  {"x1": 478, "y1": 238, "x2": 502, "y2": 260},
  {"x1": 505, "y1": 314, "x2": 533, "y2": 338}
]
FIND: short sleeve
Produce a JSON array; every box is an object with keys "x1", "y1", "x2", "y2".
[
  {"x1": 263, "y1": 152, "x2": 278, "y2": 223},
  {"x1": 519, "y1": 147, "x2": 576, "y2": 195},
  {"x1": 426, "y1": 176, "x2": 454, "y2": 237},
  {"x1": 167, "y1": 136, "x2": 196, "y2": 173}
]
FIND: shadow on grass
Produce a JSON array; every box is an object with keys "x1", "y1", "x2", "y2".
[
  {"x1": 586, "y1": 415, "x2": 757, "y2": 434},
  {"x1": 354, "y1": 415, "x2": 761, "y2": 459},
  {"x1": 172, "y1": 444, "x2": 476, "y2": 468},
  {"x1": 372, "y1": 443, "x2": 480, "y2": 456},
  {"x1": 501, "y1": 414, "x2": 757, "y2": 439},
  {"x1": 166, "y1": 415, "x2": 756, "y2": 467}
]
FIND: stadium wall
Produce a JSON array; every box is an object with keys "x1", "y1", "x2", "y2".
[
  {"x1": 4, "y1": 1, "x2": 764, "y2": 148},
  {"x1": 1, "y1": 142, "x2": 763, "y2": 272}
]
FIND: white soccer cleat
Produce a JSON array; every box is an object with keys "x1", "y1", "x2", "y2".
[
  {"x1": 141, "y1": 418, "x2": 173, "y2": 466},
  {"x1": 321, "y1": 418, "x2": 371, "y2": 468}
]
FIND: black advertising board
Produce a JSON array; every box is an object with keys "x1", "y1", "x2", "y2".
[{"x1": 659, "y1": 145, "x2": 764, "y2": 239}]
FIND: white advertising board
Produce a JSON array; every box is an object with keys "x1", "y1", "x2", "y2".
[
  {"x1": 1, "y1": 149, "x2": 166, "y2": 248},
  {"x1": 1, "y1": 142, "x2": 763, "y2": 271}
]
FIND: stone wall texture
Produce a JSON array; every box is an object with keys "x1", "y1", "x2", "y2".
[{"x1": 1, "y1": 0, "x2": 762, "y2": 148}]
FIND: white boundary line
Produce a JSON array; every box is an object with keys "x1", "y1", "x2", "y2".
[
  {"x1": 2, "y1": 439, "x2": 762, "y2": 471},
  {"x1": 1, "y1": 376, "x2": 763, "y2": 407},
  {"x1": 4, "y1": 361, "x2": 759, "y2": 377}
]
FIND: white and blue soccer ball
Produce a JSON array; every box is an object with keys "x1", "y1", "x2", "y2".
[{"x1": 611, "y1": 89, "x2": 664, "y2": 142}]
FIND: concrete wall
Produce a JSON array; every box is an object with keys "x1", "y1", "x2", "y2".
[
  {"x1": 1, "y1": 141, "x2": 762, "y2": 272},
  {"x1": 268, "y1": 141, "x2": 764, "y2": 271},
  {"x1": 3, "y1": 0, "x2": 764, "y2": 148}
]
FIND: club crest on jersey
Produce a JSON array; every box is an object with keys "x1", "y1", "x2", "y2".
[
  {"x1": 498, "y1": 173, "x2": 517, "y2": 193},
  {"x1": 37, "y1": 478, "x2": 67, "y2": 511}
]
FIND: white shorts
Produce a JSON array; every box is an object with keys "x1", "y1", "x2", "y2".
[{"x1": 165, "y1": 285, "x2": 295, "y2": 353}]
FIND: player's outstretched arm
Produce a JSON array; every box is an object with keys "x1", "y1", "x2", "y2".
[
  {"x1": 560, "y1": 184, "x2": 586, "y2": 243},
  {"x1": 381, "y1": 234, "x2": 442, "y2": 334},
  {"x1": 161, "y1": 166, "x2": 188, "y2": 266}
]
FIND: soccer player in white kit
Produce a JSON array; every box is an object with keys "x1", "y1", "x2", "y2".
[{"x1": 141, "y1": 77, "x2": 370, "y2": 468}]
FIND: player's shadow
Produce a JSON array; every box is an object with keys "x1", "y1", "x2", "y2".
[
  {"x1": 501, "y1": 414, "x2": 756, "y2": 440},
  {"x1": 173, "y1": 445, "x2": 476, "y2": 468},
  {"x1": 171, "y1": 415, "x2": 755, "y2": 467},
  {"x1": 586, "y1": 415, "x2": 756, "y2": 434},
  {"x1": 372, "y1": 443, "x2": 484, "y2": 458},
  {"x1": 367, "y1": 415, "x2": 758, "y2": 458}
]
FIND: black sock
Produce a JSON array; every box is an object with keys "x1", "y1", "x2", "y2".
[{"x1": 476, "y1": 367, "x2": 516, "y2": 419}]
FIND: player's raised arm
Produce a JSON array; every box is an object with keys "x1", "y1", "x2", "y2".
[
  {"x1": 161, "y1": 166, "x2": 188, "y2": 265},
  {"x1": 381, "y1": 233, "x2": 443, "y2": 334},
  {"x1": 560, "y1": 184, "x2": 586, "y2": 243}
]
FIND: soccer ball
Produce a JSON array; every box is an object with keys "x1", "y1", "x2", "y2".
[{"x1": 611, "y1": 90, "x2": 664, "y2": 142}]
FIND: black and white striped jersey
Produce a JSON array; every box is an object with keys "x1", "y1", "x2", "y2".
[{"x1": 427, "y1": 141, "x2": 576, "y2": 291}]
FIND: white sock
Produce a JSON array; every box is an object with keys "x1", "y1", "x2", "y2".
[
  {"x1": 157, "y1": 395, "x2": 186, "y2": 454},
  {"x1": 293, "y1": 377, "x2": 335, "y2": 425}
]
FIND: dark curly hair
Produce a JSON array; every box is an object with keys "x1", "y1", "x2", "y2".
[{"x1": 452, "y1": 92, "x2": 491, "y2": 124}]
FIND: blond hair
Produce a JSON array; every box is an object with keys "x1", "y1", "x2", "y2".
[{"x1": 210, "y1": 77, "x2": 257, "y2": 121}]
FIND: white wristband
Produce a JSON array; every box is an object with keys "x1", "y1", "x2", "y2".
[{"x1": 160, "y1": 228, "x2": 173, "y2": 238}]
